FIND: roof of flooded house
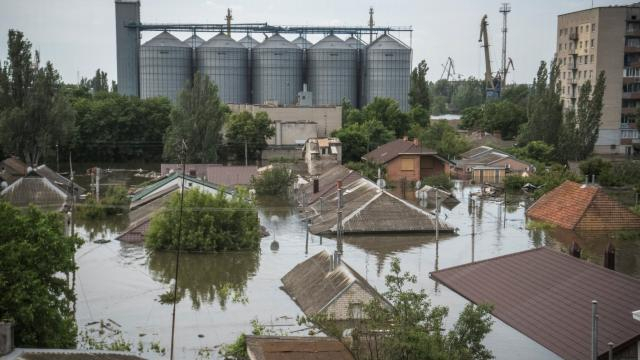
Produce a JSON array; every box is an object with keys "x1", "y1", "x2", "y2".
[
  {"x1": 6, "y1": 348, "x2": 145, "y2": 360},
  {"x1": 526, "y1": 180, "x2": 640, "y2": 230},
  {"x1": 0, "y1": 156, "x2": 28, "y2": 184},
  {"x1": 130, "y1": 171, "x2": 232, "y2": 203},
  {"x1": 160, "y1": 163, "x2": 222, "y2": 177},
  {"x1": 205, "y1": 166, "x2": 257, "y2": 187},
  {"x1": 301, "y1": 165, "x2": 363, "y2": 206},
  {"x1": 35, "y1": 164, "x2": 86, "y2": 194},
  {"x1": 362, "y1": 138, "x2": 438, "y2": 164},
  {"x1": 119, "y1": 187, "x2": 176, "y2": 243},
  {"x1": 246, "y1": 336, "x2": 354, "y2": 360},
  {"x1": 459, "y1": 146, "x2": 497, "y2": 159},
  {"x1": 307, "y1": 177, "x2": 454, "y2": 235},
  {"x1": 430, "y1": 247, "x2": 640, "y2": 360},
  {"x1": 0, "y1": 171, "x2": 69, "y2": 211},
  {"x1": 281, "y1": 250, "x2": 389, "y2": 317}
]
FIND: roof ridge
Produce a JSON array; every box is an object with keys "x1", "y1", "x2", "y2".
[{"x1": 430, "y1": 246, "x2": 547, "y2": 276}]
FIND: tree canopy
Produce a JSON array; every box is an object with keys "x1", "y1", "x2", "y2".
[
  {"x1": 0, "y1": 202, "x2": 82, "y2": 348},
  {"x1": 409, "y1": 60, "x2": 430, "y2": 112},
  {"x1": 163, "y1": 72, "x2": 229, "y2": 163},
  {"x1": 225, "y1": 111, "x2": 275, "y2": 163}
]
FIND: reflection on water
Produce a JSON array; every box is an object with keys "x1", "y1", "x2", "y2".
[
  {"x1": 254, "y1": 195, "x2": 295, "y2": 220},
  {"x1": 148, "y1": 250, "x2": 260, "y2": 310},
  {"x1": 74, "y1": 216, "x2": 129, "y2": 242}
]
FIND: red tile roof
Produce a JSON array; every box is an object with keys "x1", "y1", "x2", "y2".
[
  {"x1": 362, "y1": 139, "x2": 437, "y2": 164},
  {"x1": 431, "y1": 247, "x2": 640, "y2": 360},
  {"x1": 526, "y1": 181, "x2": 640, "y2": 230}
]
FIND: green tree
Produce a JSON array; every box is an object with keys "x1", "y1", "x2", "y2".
[
  {"x1": 225, "y1": 111, "x2": 275, "y2": 163},
  {"x1": 414, "y1": 121, "x2": 470, "y2": 159},
  {"x1": 163, "y1": 72, "x2": 229, "y2": 163},
  {"x1": 250, "y1": 165, "x2": 294, "y2": 196},
  {"x1": 409, "y1": 60, "x2": 430, "y2": 112},
  {"x1": 146, "y1": 188, "x2": 260, "y2": 252},
  {"x1": 509, "y1": 141, "x2": 555, "y2": 164},
  {"x1": 460, "y1": 106, "x2": 484, "y2": 130},
  {"x1": 501, "y1": 84, "x2": 530, "y2": 108},
  {"x1": 80, "y1": 69, "x2": 109, "y2": 93},
  {"x1": 350, "y1": 258, "x2": 494, "y2": 360},
  {"x1": 519, "y1": 61, "x2": 563, "y2": 147},
  {"x1": 451, "y1": 77, "x2": 484, "y2": 112},
  {"x1": 0, "y1": 202, "x2": 82, "y2": 348},
  {"x1": 558, "y1": 72, "x2": 606, "y2": 161},
  {"x1": 333, "y1": 119, "x2": 395, "y2": 162},
  {"x1": 0, "y1": 30, "x2": 75, "y2": 165},
  {"x1": 363, "y1": 97, "x2": 410, "y2": 137},
  {"x1": 483, "y1": 100, "x2": 527, "y2": 139}
]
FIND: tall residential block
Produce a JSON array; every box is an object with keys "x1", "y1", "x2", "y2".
[
  {"x1": 115, "y1": 0, "x2": 141, "y2": 97},
  {"x1": 557, "y1": 4, "x2": 640, "y2": 155}
]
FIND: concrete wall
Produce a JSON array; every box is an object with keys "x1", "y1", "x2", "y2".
[
  {"x1": 323, "y1": 282, "x2": 375, "y2": 320},
  {"x1": 491, "y1": 157, "x2": 533, "y2": 173},
  {"x1": 115, "y1": 1, "x2": 140, "y2": 97},
  {"x1": 472, "y1": 168, "x2": 506, "y2": 184},
  {"x1": 385, "y1": 155, "x2": 446, "y2": 183}
]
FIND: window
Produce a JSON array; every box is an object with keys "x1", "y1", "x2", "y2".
[
  {"x1": 591, "y1": 39, "x2": 594, "y2": 48},
  {"x1": 592, "y1": 23, "x2": 596, "y2": 32},
  {"x1": 349, "y1": 303, "x2": 365, "y2": 319},
  {"x1": 400, "y1": 158, "x2": 414, "y2": 171},
  {"x1": 591, "y1": 54, "x2": 594, "y2": 63},
  {"x1": 562, "y1": 72, "x2": 566, "y2": 79},
  {"x1": 589, "y1": 70, "x2": 593, "y2": 79},
  {"x1": 579, "y1": 41, "x2": 583, "y2": 49}
]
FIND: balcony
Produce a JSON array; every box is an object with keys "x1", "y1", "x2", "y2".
[
  {"x1": 626, "y1": 30, "x2": 640, "y2": 37},
  {"x1": 625, "y1": 46, "x2": 640, "y2": 53},
  {"x1": 622, "y1": 107, "x2": 639, "y2": 115},
  {"x1": 623, "y1": 92, "x2": 640, "y2": 100},
  {"x1": 569, "y1": 32, "x2": 578, "y2": 41}
]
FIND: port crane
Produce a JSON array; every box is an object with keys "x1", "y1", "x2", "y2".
[{"x1": 479, "y1": 15, "x2": 500, "y2": 99}]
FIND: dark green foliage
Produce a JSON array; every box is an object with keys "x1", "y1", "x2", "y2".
[
  {"x1": 163, "y1": 72, "x2": 229, "y2": 163},
  {"x1": 529, "y1": 164, "x2": 581, "y2": 199},
  {"x1": 219, "y1": 320, "x2": 272, "y2": 360},
  {"x1": 0, "y1": 30, "x2": 74, "y2": 165},
  {"x1": 450, "y1": 77, "x2": 485, "y2": 112},
  {"x1": 482, "y1": 100, "x2": 527, "y2": 139},
  {"x1": 579, "y1": 157, "x2": 611, "y2": 178},
  {"x1": 250, "y1": 166, "x2": 294, "y2": 196},
  {"x1": 77, "y1": 186, "x2": 131, "y2": 220},
  {"x1": 558, "y1": 72, "x2": 606, "y2": 162},
  {"x1": 519, "y1": 61, "x2": 563, "y2": 148},
  {"x1": 412, "y1": 121, "x2": 471, "y2": 159},
  {"x1": 363, "y1": 97, "x2": 410, "y2": 137},
  {"x1": 225, "y1": 111, "x2": 275, "y2": 162},
  {"x1": 333, "y1": 119, "x2": 395, "y2": 162},
  {"x1": 508, "y1": 141, "x2": 555, "y2": 164},
  {"x1": 145, "y1": 188, "x2": 260, "y2": 252},
  {"x1": 460, "y1": 106, "x2": 483, "y2": 129},
  {"x1": 500, "y1": 84, "x2": 530, "y2": 108},
  {"x1": 79, "y1": 69, "x2": 109, "y2": 93},
  {"x1": 409, "y1": 60, "x2": 430, "y2": 112},
  {"x1": 345, "y1": 160, "x2": 385, "y2": 181},
  {"x1": 0, "y1": 202, "x2": 82, "y2": 348},
  {"x1": 503, "y1": 174, "x2": 528, "y2": 191},
  {"x1": 350, "y1": 258, "x2": 494, "y2": 360},
  {"x1": 597, "y1": 161, "x2": 640, "y2": 187},
  {"x1": 422, "y1": 174, "x2": 453, "y2": 191},
  {"x1": 70, "y1": 92, "x2": 171, "y2": 162}
]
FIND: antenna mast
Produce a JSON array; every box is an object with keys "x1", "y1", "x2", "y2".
[{"x1": 500, "y1": 3, "x2": 511, "y2": 89}]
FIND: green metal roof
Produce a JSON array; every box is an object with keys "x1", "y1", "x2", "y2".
[{"x1": 130, "y1": 172, "x2": 233, "y2": 202}]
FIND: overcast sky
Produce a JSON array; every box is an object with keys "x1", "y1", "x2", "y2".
[{"x1": 0, "y1": 0, "x2": 625, "y2": 85}]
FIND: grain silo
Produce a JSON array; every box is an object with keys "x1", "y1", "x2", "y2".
[
  {"x1": 238, "y1": 35, "x2": 260, "y2": 49},
  {"x1": 140, "y1": 31, "x2": 192, "y2": 102},
  {"x1": 252, "y1": 34, "x2": 303, "y2": 106},
  {"x1": 364, "y1": 34, "x2": 411, "y2": 111},
  {"x1": 292, "y1": 36, "x2": 312, "y2": 50},
  {"x1": 345, "y1": 36, "x2": 366, "y2": 108},
  {"x1": 307, "y1": 35, "x2": 357, "y2": 106},
  {"x1": 183, "y1": 34, "x2": 205, "y2": 47},
  {"x1": 196, "y1": 33, "x2": 249, "y2": 104}
]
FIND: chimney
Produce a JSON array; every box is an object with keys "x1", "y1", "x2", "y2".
[
  {"x1": 0, "y1": 321, "x2": 14, "y2": 356},
  {"x1": 403, "y1": 136, "x2": 408, "y2": 141},
  {"x1": 604, "y1": 243, "x2": 615, "y2": 271},
  {"x1": 313, "y1": 177, "x2": 319, "y2": 194},
  {"x1": 569, "y1": 241, "x2": 582, "y2": 258},
  {"x1": 413, "y1": 138, "x2": 419, "y2": 146}
]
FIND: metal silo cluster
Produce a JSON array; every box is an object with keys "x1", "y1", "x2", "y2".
[
  {"x1": 307, "y1": 35, "x2": 357, "y2": 106},
  {"x1": 140, "y1": 31, "x2": 193, "y2": 103},
  {"x1": 363, "y1": 34, "x2": 411, "y2": 111},
  {"x1": 251, "y1": 34, "x2": 303, "y2": 106},
  {"x1": 196, "y1": 33, "x2": 249, "y2": 104}
]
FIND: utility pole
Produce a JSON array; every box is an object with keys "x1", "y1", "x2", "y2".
[
  {"x1": 592, "y1": 300, "x2": 598, "y2": 360},
  {"x1": 336, "y1": 180, "x2": 343, "y2": 256},
  {"x1": 471, "y1": 196, "x2": 476, "y2": 263},
  {"x1": 244, "y1": 139, "x2": 248, "y2": 166},
  {"x1": 56, "y1": 143, "x2": 60, "y2": 173},
  {"x1": 368, "y1": 7, "x2": 374, "y2": 44},
  {"x1": 500, "y1": 3, "x2": 511, "y2": 89},
  {"x1": 95, "y1": 167, "x2": 101, "y2": 203},
  {"x1": 225, "y1": 8, "x2": 232, "y2": 36}
]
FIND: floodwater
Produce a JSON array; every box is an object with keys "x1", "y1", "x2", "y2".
[{"x1": 73, "y1": 178, "x2": 640, "y2": 360}]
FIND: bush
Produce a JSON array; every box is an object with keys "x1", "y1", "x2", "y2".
[
  {"x1": 250, "y1": 166, "x2": 294, "y2": 196},
  {"x1": 631, "y1": 205, "x2": 640, "y2": 216},
  {"x1": 504, "y1": 174, "x2": 528, "y2": 191},
  {"x1": 145, "y1": 188, "x2": 260, "y2": 252},
  {"x1": 508, "y1": 141, "x2": 555, "y2": 164},
  {"x1": 345, "y1": 161, "x2": 384, "y2": 181},
  {"x1": 598, "y1": 161, "x2": 640, "y2": 187},
  {"x1": 579, "y1": 157, "x2": 612, "y2": 178},
  {"x1": 77, "y1": 185, "x2": 130, "y2": 219},
  {"x1": 422, "y1": 174, "x2": 453, "y2": 190},
  {"x1": 530, "y1": 164, "x2": 581, "y2": 199}
]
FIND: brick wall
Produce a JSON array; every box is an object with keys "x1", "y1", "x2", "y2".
[{"x1": 323, "y1": 282, "x2": 376, "y2": 320}]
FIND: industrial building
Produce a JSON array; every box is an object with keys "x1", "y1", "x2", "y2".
[
  {"x1": 114, "y1": 1, "x2": 413, "y2": 110},
  {"x1": 557, "y1": 4, "x2": 640, "y2": 155}
]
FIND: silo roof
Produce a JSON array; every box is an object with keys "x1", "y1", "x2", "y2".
[
  {"x1": 239, "y1": 35, "x2": 260, "y2": 48},
  {"x1": 345, "y1": 36, "x2": 365, "y2": 49},
  {"x1": 292, "y1": 36, "x2": 313, "y2": 49},
  {"x1": 200, "y1": 32, "x2": 245, "y2": 49},
  {"x1": 310, "y1": 34, "x2": 351, "y2": 50},
  {"x1": 368, "y1": 34, "x2": 410, "y2": 50},
  {"x1": 255, "y1": 34, "x2": 299, "y2": 50},
  {"x1": 142, "y1": 31, "x2": 190, "y2": 47},
  {"x1": 183, "y1": 34, "x2": 205, "y2": 47}
]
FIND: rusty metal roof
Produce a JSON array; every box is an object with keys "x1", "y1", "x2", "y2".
[
  {"x1": 0, "y1": 172, "x2": 68, "y2": 211},
  {"x1": 526, "y1": 181, "x2": 640, "y2": 230},
  {"x1": 300, "y1": 165, "x2": 362, "y2": 206},
  {"x1": 430, "y1": 247, "x2": 640, "y2": 360},
  {"x1": 205, "y1": 166, "x2": 257, "y2": 187},
  {"x1": 246, "y1": 336, "x2": 354, "y2": 360},
  {"x1": 362, "y1": 139, "x2": 437, "y2": 164}
]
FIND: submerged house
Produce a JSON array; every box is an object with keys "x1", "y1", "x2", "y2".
[
  {"x1": 246, "y1": 336, "x2": 354, "y2": 360},
  {"x1": 303, "y1": 137, "x2": 342, "y2": 175},
  {"x1": 0, "y1": 171, "x2": 69, "y2": 211},
  {"x1": 160, "y1": 164, "x2": 257, "y2": 187},
  {"x1": 455, "y1": 146, "x2": 534, "y2": 183},
  {"x1": 431, "y1": 247, "x2": 640, "y2": 360},
  {"x1": 130, "y1": 171, "x2": 233, "y2": 204},
  {"x1": 362, "y1": 138, "x2": 452, "y2": 183},
  {"x1": 0, "y1": 157, "x2": 27, "y2": 186},
  {"x1": 281, "y1": 250, "x2": 390, "y2": 320},
  {"x1": 526, "y1": 180, "x2": 640, "y2": 231},
  {"x1": 305, "y1": 170, "x2": 454, "y2": 235}
]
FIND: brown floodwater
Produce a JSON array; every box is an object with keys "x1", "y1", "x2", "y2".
[{"x1": 73, "y1": 179, "x2": 640, "y2": 359}]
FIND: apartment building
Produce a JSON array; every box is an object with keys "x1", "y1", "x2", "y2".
[{"x1": 557, "y1": 4, "x2": 640, "y2": 155}]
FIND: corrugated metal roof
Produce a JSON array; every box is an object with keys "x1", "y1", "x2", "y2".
[
  {"x1": 0, "y1": 172, "x2": 68, "y2": 211},
  {"x1": 142, "y1": 31, "x2": 190, "y2": 47},
  {"x1": 238, "y1": 35, "x2": 260, "y2": 48},
  {"x1": 9, "y1": 348, "x2": 145, "y2": 360},
  {"x1": 205, "y1": 166, "x2": 257, "y2": 187},
  {"x1": 430, "y1": 247, "x2": 640, "y2": 360},
  {"x1": 344, "y1": 36, "x2": 365, "y2": 49},
  {"x1": 281, "y1": 250, "x2": 388, "y2": 317},
  {"x1": 254, "y1": 34, "x2": 298, "y2": 50},
  {"x1": 292, "y1": 36, "x2": 313, "y2": 49},
  {"x1": 460, "y1": 146, "x2": 494, "y2": 159},
  {"x1": 362, "y1": 138, "x2": 437, "y2": 164},
  {"x1": 526, "y1": 180, "x2": 640, "y2": 230},
  {"x1": 246, "y1": 336, "x2": 354, "y2": 360},
  {"x1": 130, "y1": 172, "x2": 232, "y2": 203},
  {"x1": 368, "y1": 33, "x2": 410, "y2": 50},
  {"x1": 35, "y1": 164, "x2": 86, "y2": 194},
  {"x1": 299, "y1": 165, "x2": 362, "y2": 206},
  {"x1": 200, "y1": 32, "x2": 245, "y2": 49},
  {"x1": 310, "y1": 34, "x2": 351, "y2": 50},
  {"x1": 183, "y1": 34, "x2": 205, "y2": 47}
]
